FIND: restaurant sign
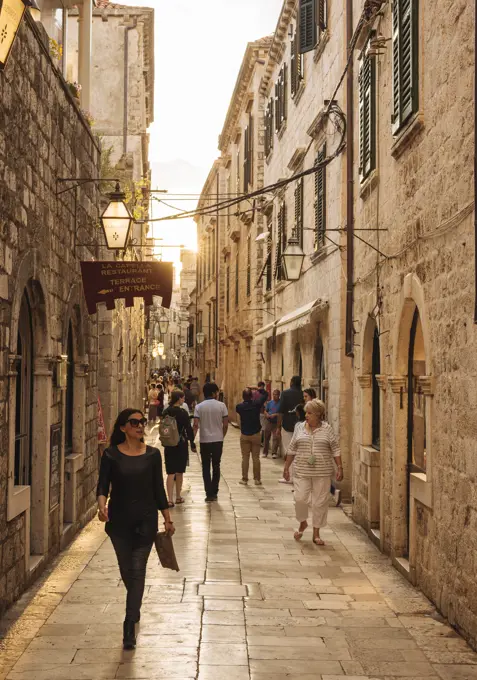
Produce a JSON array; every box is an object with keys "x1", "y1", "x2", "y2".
[{"x1": 80, "y1": 261, "x2": 173, "y2": 315}]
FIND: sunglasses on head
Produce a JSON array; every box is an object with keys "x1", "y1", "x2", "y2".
[{"x1": 127, "y1": 417, "x2": 147, "y2": 427}]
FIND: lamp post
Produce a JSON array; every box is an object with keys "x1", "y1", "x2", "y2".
[
  {"x1": 100, "y1": 182, "x2": 134, "y2": 250},
  {"x1": 282, "y1": 231, "x2": 306, "y2": 281},
  {"x1": 0, "y1": 0, "x2": 39, "y2": 71}
]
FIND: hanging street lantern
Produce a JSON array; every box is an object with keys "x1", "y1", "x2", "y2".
[
  {"x1": 152, "y1": 348, "x2": 158, "y2": 358},
  {"x1": 158, "y1": 342, "x2": 164, "y2": 356},
  {"x1": 196, "y1": 331, "x2": 205, "y2": 346},
  {"x1": 0, "y1": 0, "x2": 39, "y2": 71},
  {"x1": 158, "y1": 312, "x2": 169, "y2": 335},
  {"x1": 100, "y1": 182, "x2": 134, "y2": 250},
  {"x1": 282, "y1": 231, "x2": 305, "y2": 281}
]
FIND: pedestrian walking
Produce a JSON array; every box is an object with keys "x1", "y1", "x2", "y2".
[
  {"x1": 96, "y1": 408, "x2": 173, "y2": 650},
  {"x1": 236, "y1": 387, "x2": 268, "y2": 485},
  {"x1": 190, "y1": 376, "x2": 201, "y2": 401},
  {"x1": 283, "y1": 399, "x2": 343, "y2": 546},
  {"x1": 161, "y1": 391, "x2": 196, "y2": 507},
  {"x1": 147, "y1": 384, "x2": 159, "y2": 425},
  {"x1": 193, "y1": 382, "x2": 229, "y2": 502},
  {"x1": 277, "y1": 376, "x2": 303, "y2": 483},
  {"x1": 263, "y1": 389, "x2": 281, "y2": 458}
]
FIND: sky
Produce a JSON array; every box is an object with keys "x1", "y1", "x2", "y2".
[{"x1": 122, "y1": 0, "x2": 284, "y2": 273}]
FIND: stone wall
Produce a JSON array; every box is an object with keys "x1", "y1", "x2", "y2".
[
  {"x1": 0, "y1": 15, "x2": 101, "y2": 615},
  {"x1": 351, "y1": 0, "x2": 477, "y2": 648}
]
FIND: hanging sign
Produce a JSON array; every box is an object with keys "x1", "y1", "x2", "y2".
[
  {"x1": 97, "y1": 396, "x2": 107, "y2": 444},
  {"x1": 80, "y1": 261, "x2": 173, "y2": 315}
]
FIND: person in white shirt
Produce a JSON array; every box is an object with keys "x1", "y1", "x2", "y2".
[
  {"x1": 193, "y1": 382, "x2": 228, "y2": 502},
  {"x1": 283, "y1": 399, "x2": 343, "y2": 546}
]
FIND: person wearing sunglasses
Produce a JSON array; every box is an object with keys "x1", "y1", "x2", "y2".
[{"x1": 96, "y1": 408, "x2": 173, "y2": 650}]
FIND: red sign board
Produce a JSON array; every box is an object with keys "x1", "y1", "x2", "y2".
[{"x1": 80, "y1": 261, "x2": 173, "y2": 315}]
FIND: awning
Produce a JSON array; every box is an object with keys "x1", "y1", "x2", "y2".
[
  {"x1": 275, "y1": 298, "x2": 327, "y2": 337},
  {"x1": 255, "y1": 320, "x2": 276, "y2": 339}
]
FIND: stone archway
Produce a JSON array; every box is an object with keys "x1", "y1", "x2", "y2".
[
  {"x1": 390, "y1": 273, "x2": 434, "y2": 581},
  {"x1": 8, "y1": 250, "x2": 52, "y2": 568}
]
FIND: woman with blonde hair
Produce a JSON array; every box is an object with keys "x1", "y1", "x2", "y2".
[{"x1": 283, "y1": 399, "x2": 343, "y2": 546}]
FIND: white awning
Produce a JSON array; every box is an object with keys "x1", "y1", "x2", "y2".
[
  {"x1": 275, "y1": 299, "x2": 327, "y2": 337},
  {"x1": 255, "y1": 320, "x2": 276, "y2": 339}
]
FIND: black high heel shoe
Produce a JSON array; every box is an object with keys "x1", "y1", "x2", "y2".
[{"x1": 123, "y1": 619, "x2": 136, "y2": 650}]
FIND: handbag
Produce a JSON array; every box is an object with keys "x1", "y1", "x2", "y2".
[{"x1": 154, "y1": 531, "x2": 180, "y2": 571}]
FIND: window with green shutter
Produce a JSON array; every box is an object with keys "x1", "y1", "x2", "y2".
[
  {"x1": 246, "y1": 234, "x2": 251, "y2": 297},
  {"x1": 274, "y1": 64, "x2": 288, "y2": 133},
  {"x1": 294, "y1": 178, "x2": 304, "y2": 247},
  {"x1": 291, "y1": 29, "x2": 304, "y2": 99},
  {"x1": 392, "y1": 0, "x2": 418, "y2": 133},
  {"x1": 314, "y1": 144, "x2": 326, "y2": 250},
  {"x1": 265, "y1": 99, "x2": 274, "y2": 157},
  {"x1": 299, "y1": 0, "x2": 326, "y2": 54},
  {"x1": 359, "y1": 41, "x2": 376, "y2": 181},
  {"x1": 266, "y1": 219, "x2": 272, "y2": 291},
  {"x1": 243, "y1": 115, "x2": 253, "y2": 191},
  {"x1": 274, "y1": 200, "x2": 287, "y2": 281}
]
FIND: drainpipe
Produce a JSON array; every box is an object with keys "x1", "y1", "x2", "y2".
[
  {"x1": 123, "y1": 19, "x2": 137, "y2": 154},
  {"x1": 215, "y1": 171, "x2": 220, "y2": 370},
  {"x1": 474, "y1": 0, "x2": 477, "y2": 323},
  {"x1": 345, "y1": 0, "x2": 355, "y2": 356}
]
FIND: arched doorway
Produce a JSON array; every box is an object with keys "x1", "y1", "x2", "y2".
[
  {"x1": 406, "y1": 308, "x2": 426, "y2": 556},
  {"x1": 372, "y1": 326, "x2": 381, "y2": 451},
  {"x1": 15, "y1": 293, "x2": 33, "y2": 487},
  {"x1": 64, "y1": 322, "x2": 74, "y2": 526}
]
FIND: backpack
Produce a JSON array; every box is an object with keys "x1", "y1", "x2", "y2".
[{"x1": 159, "y1": 413, "x2": 180, "y2": 447}]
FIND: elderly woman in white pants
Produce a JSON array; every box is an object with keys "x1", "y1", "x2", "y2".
[{"x1": 283, "y1": 399, "x2": 343, "y2": 545}]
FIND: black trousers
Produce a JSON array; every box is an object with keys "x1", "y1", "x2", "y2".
[
  {"x1": 109, "y1": 532, "x2": 153, "y2": 622},
  {"x1": 200, "y1": 441, "x2": 224, "y2": 498}
]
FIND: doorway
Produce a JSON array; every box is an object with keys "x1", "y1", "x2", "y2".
[{"x1": 15, "y1": 293, "x2": 33, "y2": 487}]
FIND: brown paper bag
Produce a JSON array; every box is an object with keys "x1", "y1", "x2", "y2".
[{"x1": 154, "y1": 531, "x2": 180, "y2": 572}]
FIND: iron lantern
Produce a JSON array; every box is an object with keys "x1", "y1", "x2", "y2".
[
  {"x1": 158, "y1": 312, "x2": 169, "y2": 335},
  {"x1": 196, "y1": 331, "x2": 205, "y2": 346},
  {"x1": 282, "y1": 232, "x2": 305, "y2": 281},
  {"x1": 100, "y1": 183, "x2": 133, "y2": 250},
  {"x1": 0, "y1": 0, "x2": 38, "y2": 71}
]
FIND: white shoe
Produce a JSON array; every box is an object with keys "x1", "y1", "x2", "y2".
[
  {"x1": 254, "y1": 480, "x2": 262, "y2": 486},
  {"x1": 239, "y1": 479, "x2": 248, "y2": 485},
  {"x1": 334, "y1": 489, "x2": 341, "y2": 506},
  {"x1": 272, "y1": 454, "x2": 278, "y2": 459},
  {"x1": 278, "y1": 478, "x2": 292, "y2": 484}
]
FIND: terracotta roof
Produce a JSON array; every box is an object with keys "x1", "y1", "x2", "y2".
[{"x1": 95, "y1": 0, "x2": 110, "y2": 6}]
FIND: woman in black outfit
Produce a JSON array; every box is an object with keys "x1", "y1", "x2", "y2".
[
  {"x1": 97, "y1": 408, "x2": 173, "y2": 650},
  {"x1": 162, "y1": 390, "x2": 196, "y2": 506}
]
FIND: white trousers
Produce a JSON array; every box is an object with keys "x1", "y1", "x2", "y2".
[{"x1": 294, "y1": 476, "x2": 332, "y2": 528}]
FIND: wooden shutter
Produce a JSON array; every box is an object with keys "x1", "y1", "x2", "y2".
[
  {"x1": 274, "y1": 206, "x2": 283, "y2": 280},
  {"x1": 294, "y1": 178, "x2": 304, "y2": 246},
  {"x1": 243, "y1": 125, "x2": 249, "y2": 192},
  {"x1": 282, "y1": 64, "x2": 288, "y2": 124},
  {"x1": 314, "y1": 145, "x2": 326, "y2": 249},
  {"x1": 299, "y1": 0, "x2": 316, "y2": 53},
  {"x1": 291, "y1": 36, "x2": 297, "y2": 98},
  {"x1": 249, "y1": 115, "x2": 254, "y2": 186},
  {"x1": 318, "y1": 0, "x2": 327, "y2": 32},
  {"x1": 359, "y1": 49, "x2": 376, "y2": 179},
  {"x1": 392, "y1": 0, "x2": 418, "y2": 131},
  {"x1": 266, "y1": 219, "x2": 272, "y2": 291},
  {"x1": 274, "y1": 82, "x2": 280, "y2": 132},
  {"x1": 265, "y1": 99, "x2": 274, "y2": 156},
  {"x1": 246, "y1": 235, "x2": 251, "y2": 297}
]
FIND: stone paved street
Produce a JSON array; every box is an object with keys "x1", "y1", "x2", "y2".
[{"x1": 1, "y1": 428, "x2": 476, "y2": 680}]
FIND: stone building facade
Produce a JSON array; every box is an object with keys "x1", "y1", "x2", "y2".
[
  {"x1": 0, "y1": 14, "x2": 102, "y2": 614},
  {"x1": 349, "y1": 0, "x2": 477, "y2": 648}
]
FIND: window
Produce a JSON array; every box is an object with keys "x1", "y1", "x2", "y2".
[
  {"x1": 372, "y1": 326, "x2": 381, "y2": 449},
  {"x1": 246, "y1": 234, "x2": 251, "y2": 297},
  {"x1": 226, "y1": 265, "x2": 230, "y2": 314},
  {"x1": 208, "y1": 304, "x2": 212, "y2": 341},
  {"x1": 392, "y1": 0, "x2": 418, "y2": 133},
  {"x1": 65, "y1": 322, "x2": 74, "y2": 457},
  {"x1": 265, "y1": 99, "x2": 274, "y2": 157},
  {"x1": 15, "y1": 293, "x2": 33, "y2": 486},
  {"x1": 314, "y1": 144, "x2": 326, "y2": 250},
  {"x1": 187, "y1": 323, "x2": 194, "y2": 347},
  {"x1": 266, "y1": 219, "x2": 273, "y2": 291},
  {"x1": 212, "y1": 228, "x2": 216, "y2": 279},
  {"x1": 274, "y1": 64, "x2": 288, "y2": 132},
  {"x1": 235, "y1": 250, "x2": 239, "y2": 307},
  {"x1": 198, "y1": 311, "x2": 203, "y2": 332},
  {"x1": 274, "y1": 200, "x2": 287, "y2": 281},
  {"x1": 243, "y1": 115, "x2": 253, "y2": 191},
  {"x1": 291, "y1": 28, "x2": 304, "y2": 98},
  {"x1": 294, "y1": 177, "x2": 304, "y2": 246},
  {"x1": 236, "y1": 146, "x2": 241, "y2": 195},
  {"x1": 359, "y1": 40, "x2": 377, "y2": 180},
  {"x1": 299, "y1": 0, "x2": 327, "y2": 54},
  {"x1": 207, "y1": 236, "x2": 211, "y2": 281}
]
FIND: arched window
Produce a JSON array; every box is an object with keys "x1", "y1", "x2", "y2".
[
  {"x1": 372, "y1": 326, "x2": 380, "y2": 450},
  {"x1": 65, "y1": 322, "x2": 74, "y2": 457},
  {"x1": 15, "y1": 293, "x2": 33, "y2": 486}
]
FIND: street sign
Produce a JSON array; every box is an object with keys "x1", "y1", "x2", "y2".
[{"x1": 80, "y1": 260, "x2": 173, "y2": 314}]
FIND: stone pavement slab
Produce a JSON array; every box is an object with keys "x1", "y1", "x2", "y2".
[{"x1": 1, "y1": 427, "x2": 477, "y2": 680}]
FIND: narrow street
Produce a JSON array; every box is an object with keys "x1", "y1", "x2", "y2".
[{"x1": 1, "y1": 428, "x2": 476, "y2": 680}]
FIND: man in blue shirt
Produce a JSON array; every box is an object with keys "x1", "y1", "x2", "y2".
[
  {"x1": 263, "y1": 389, "x2": 281, "y2": 458},
  {"x1": 236, "y1": 387, "x2": 268, "y2": 485}
]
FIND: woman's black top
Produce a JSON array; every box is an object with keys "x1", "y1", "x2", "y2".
[
  {"x1": 96, "y1": 445, "x2": 168, "y2": 543},
  {"x1": 162, "y1": 405, "x2": 195, "y2": 445}
]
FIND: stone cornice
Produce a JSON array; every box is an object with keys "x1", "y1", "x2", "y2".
[
  {"x1": 357, "y1": 374, "x2": 372, "y2": 389},
  {"x1": 376, "y1": 374, "x2": 388, "y2": 392},
  {"x1": 287, "y1": 147, "x2": 306, "y2": 172},
  {"x1": 417, "y1": 375, "x2": 435, "y2": 397},
  {"x1": 389, "y1": 376, "x2": 407, "y2": 393},
  {"x1": 260, "y1": 0, "x2": 297, "y2": 97},
  {"x1": 307, "y1": 106, "x2": 327, "y2": 139}
]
